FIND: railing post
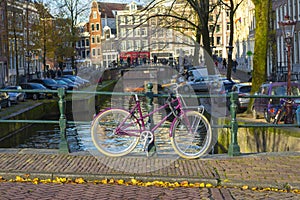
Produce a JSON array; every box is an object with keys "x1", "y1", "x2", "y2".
[
  {"x1": 57, "y1": 88, "x2": 69, "y2": 153},
  {"x1": 146, "y1": 82, "x2": 156, "y2": 154},
  {"x1": 228, "y1": 92, "x2": 240, "y2": 156}
]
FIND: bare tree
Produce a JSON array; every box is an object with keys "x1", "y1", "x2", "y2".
[
  {"x1": 218, "y1": 0, "x2": 244, "y2": 81},
  {"x1": 140, "y1": 0, "x2": 222, "y2": 74},
  {"x1": 49, "y1": 0, "x2": 92, "y2": 70}
]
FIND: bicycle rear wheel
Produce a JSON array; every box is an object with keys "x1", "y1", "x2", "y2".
[
  {"x1": 171, "y1": 110, "x2": 212, "y2": 159},
  {"x1": 91, "y1": 108, "x2": 140, "y2": 157}
]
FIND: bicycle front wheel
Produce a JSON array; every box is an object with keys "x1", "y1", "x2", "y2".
[
  {"x1": 171, "y1": 110, "x2": 212, "y2": 159},
  {"x1": 91, "y1": 109, "x2": 140, "y2": 157}
]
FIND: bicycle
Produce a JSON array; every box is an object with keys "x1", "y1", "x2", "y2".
[
  {"x1": 91, "y1": 83, "x2": 212, "y2": 159},
  {"x1": 273, "y1": 98, "x2": 297, "y2": 124}
]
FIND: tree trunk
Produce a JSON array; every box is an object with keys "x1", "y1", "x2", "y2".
[{"x1": 247, "y1": 0, "x2": 271, "y2": 112}]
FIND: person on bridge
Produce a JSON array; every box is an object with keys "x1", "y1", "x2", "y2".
[{"x1": 222, "y1": 58, "x2": 227, "y2": 69}]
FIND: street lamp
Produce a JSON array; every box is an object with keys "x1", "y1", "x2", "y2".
[{"x1": 278, "y1": 15, "x2": 296, "y2": 124}]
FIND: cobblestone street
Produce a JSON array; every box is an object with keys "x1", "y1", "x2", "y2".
[{"x1": 0, "y1": 181, "x2": 299, "y2": 200}]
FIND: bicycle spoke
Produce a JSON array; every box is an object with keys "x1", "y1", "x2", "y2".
[
  {"x1": 171, "y1": 111, "x2": 212, "y2": 159},
  {"x1": 91, "y1": 109, "x2": 140, "y2": 157}
]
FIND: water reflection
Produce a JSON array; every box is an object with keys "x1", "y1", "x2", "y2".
[{"x1": 0, "y1": 123, "x2": 83, "y2": 153}]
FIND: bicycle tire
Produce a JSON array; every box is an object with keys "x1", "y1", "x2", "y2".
[
  {"x1": 273, "y1": 109, "x2": 284, "y2": 124},
  {"x1": 170, "y1": 110, "x2": 212, "y2": 159},
  {"x1": 91, "y1": 108, "x2": 140, "y2": 157}
]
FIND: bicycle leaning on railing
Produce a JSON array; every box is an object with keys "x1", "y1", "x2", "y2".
[
  {"x1": 273, "y1": 98, "x2": 298, "y2": 124},
  {"x1": 90, "y1": 83, "x2": 212, "y2": 159}
]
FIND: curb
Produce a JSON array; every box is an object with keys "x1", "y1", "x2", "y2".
[
  {"x1": 0, "y1": 171, "x2": 218, "y2": 186},
  {"x1": 1, "y1": 171, "x2": 300, "y2": 190}
]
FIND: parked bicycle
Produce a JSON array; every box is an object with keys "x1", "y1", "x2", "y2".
[
  {"x1": 273, "y1": 98, "x2": 298, "y2": 124},
  {"x1": 91, "y1": 83, "x2": 212, "y2": 159}
]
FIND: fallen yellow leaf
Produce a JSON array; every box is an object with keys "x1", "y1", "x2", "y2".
[
  {"x1": 131, "y1": 178, "x2": 138, "y2": 185},
  {"x1": 116, "y1": 179, "x2": 124, "y2": 184},
  {"x1": 75, "y1": 178, "x2": 85, "y2": 184},
  {"x1": 15, "y1": 176, "x2": 24, "y2": 182},
  {"x1": 242, "y1": 185, "x2": 248, "y2": 190}
]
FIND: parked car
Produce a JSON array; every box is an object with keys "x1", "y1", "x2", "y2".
[
  {"x1": 0, "y1": 92, "x2": 11, "y2": 110},
  {"x1": 62, "y1": 75, "x2": 90, "y2": 87},
  {"x1": 4, "y1": 86, "x2": 26, "y2": 103},
  {"x1": 57, "y1": 77, "x2": 81, "y2": 87},
  {"x1": 54, "y1": 78, "x2": 79, "y2": 90},
  {"x1": 29, "y1": 78, "x2": 68, "y2": 90},
  {"x1": 231, "y1": 82, "x2": 252, "y2": 112},
  {"x1": 19, "y1": 83, "x2": 51, "y2": 100},
  {"x1": 252, "y1": 82, "x2": 300, "y2": 122},
  {"x1": 182, "y1": 76, "x2": 209, "y2": 92}
]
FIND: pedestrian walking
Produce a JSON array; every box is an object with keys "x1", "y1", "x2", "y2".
[
  {"x1": 222, "y1": 58, "x2": 227, "y2": 69},
  {"x1": 214, "y1": 60, "x2": 218, "y2": 68},
  {"x1": 232, "y1": 59, "x2": 238, "y2": 73},
  {"x1": 153, "y1": 55, "x2": 157, "y2": 65}
]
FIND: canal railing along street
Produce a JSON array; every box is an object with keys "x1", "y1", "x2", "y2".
[{"x1": 0, "y1": 84, "x2": 300, "y2": 156}]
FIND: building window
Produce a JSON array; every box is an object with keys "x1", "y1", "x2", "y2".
[
  {"x1": 98, "y1": 49, "x2": 101, "y2": 55},
  {"x1": 86, "y1": 39, "x2": 89, "y2": 46},
  {"x1": 92, "y1": 36, "x2": 95, "y2": 44},
  {"x1": 127, "y1": 28, "x2": 133, "y2": 37},
  {"x1": 209, "y1": 25, "x2": 214, "y2": 32},
  {"x1": 151, "y1": 18, "x2": 156, "y2": 25},
  {"x1": 120, "y1": 16, "x2": 125, "y2": 24},
  {"x1": 127, "y1": 16, "x2": 133, "y2": 25},
  {"x1": 121, "y1": 41, "x2": 126, "y2": 51},
  {"x1": 127, "y1": 40, "x2": 133, "y2": 51},
  {"x1": 141, "y1": 28, "x2": 147, "y2": 36},
  {"x1": 216, "y1": 37, "x2": 221, "y2": 45},
  {"x1": 91, "y1": 24, "x2": 94, "y2": 31},
  {"x1": 97, "y1": 36, "x2": 100, "y2": 43},
  {"x1": 133, "y1": 16, "x2": 139, "y2": 24},
  {"x1": 96, "y1": 23, "x2": 100, "y2": 31},
  {"x1": 226, "y1": 11, "x2": 230, "y2": 17},
  {"x1": 134, "y1": 40, "x2": 141, "y2": 50},
  {"x1": 135, "y1": 28, "x2": 140, "y2": 36},
  {"x1": 93, "y1": 11, "x2": 97, "y2": 19},
  {"x1": 92, "y1": 48, "x2": 96, "y2": 56},
  {"x1": 142, "y1": 40, "x2": 148, "y2": 50},
  {"x1": 81, "y1": 40, "x2": 85, "y2": 47}
]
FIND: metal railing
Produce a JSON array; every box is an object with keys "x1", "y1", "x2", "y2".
[{"x1": 0, "y1": 85, "x2": 300, "y2": 156}]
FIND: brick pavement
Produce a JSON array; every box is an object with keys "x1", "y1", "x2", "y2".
[
  {"x1": 0, "y1": 149, "x2": 299, "y2": 190},
  {"x1": 0, "y1": 149, "x2": 299, "y2": 199},
  {"x1": 0, "y1": 181, "x2": 299, "y2": 200}
]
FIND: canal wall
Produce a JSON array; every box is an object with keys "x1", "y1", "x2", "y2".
[
  {"x1": 216, "y1": 124, "x2": 300, "y2": 154},
  {"x1": 0, "y1": 100, "x2": 59, "y2": 140}
]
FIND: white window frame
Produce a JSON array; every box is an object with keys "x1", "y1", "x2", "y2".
[
  {"x1": 141, "y1": 27, "x2": 147, "y2": 37},
  {"x1": 127, "y1": 40, "x2": 133, "y2": 51}
]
